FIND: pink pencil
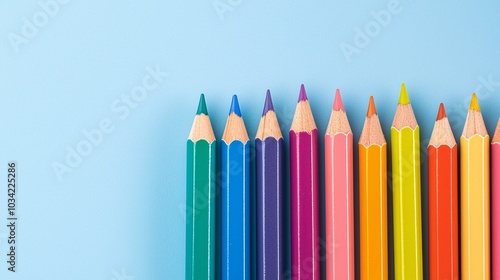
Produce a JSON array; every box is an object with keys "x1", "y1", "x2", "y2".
[
  {"x1": 492, "y1": 118, "x2": 500, "y2": 280},
  {"x1": 324, "y1": 89, "x2": 354, "y2": 280}
]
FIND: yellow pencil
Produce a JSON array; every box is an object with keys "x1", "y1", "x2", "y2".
[
  {"x1": 460, "y1": 93, "x2": 490, "y2": 280},
  {"x1": 391, "y1": 84, "x2": 422, "y2": 280}
]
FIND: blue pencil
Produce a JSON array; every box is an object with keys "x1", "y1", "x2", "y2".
[{"x1": 221, "y1": 95, "x2": 251, "y2": 280}]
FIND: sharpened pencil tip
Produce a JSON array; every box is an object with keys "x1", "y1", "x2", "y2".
[
  {"x1": 469, "y1": 93, "x2": 480, "y2": 112},
  {"x1": 333, "y1": 89, "x2": 345, "y2": 111},
  {"x1": 367, "y1": 96, "x2": 377, "y2": 117},
  {"x1": 398, "y1": 83, "x2": 410, "y2": 105},
  {"x1": 262, "y1": 89, "x2": 275, "y2": 116},
  {"x1": 298, "y1": 84, "x2": 308, "y2": 102},
  {"x1": 229, "y1": 94, "x2": 242, "y2": 116},
  {"x1": 436, "y1": 103, "x2": 447, "y2": 121},
  {"x1": 196, "y1": 93, "x2": 208, "y2": 115}
]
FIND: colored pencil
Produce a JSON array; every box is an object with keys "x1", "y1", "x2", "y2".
[
  {"x1": 221, "y1": 95, "x2": 251, "y2": 280},
  {"x1": 359, "y1": 96, "x2": 388, "y2": 280},
  {"x1": 186, "y1": 94, "x2": 216, "y2": 280},
  {"x1": 290, "y1": 84, "x2": 319, "y2": 280},
  {"x1": 427, "y1": 103, "x2": 459, "y2": 280},
  {"x1": 255, "y1": 90, "x2": 284, "y2": 280},
  {"x1": 391, "y1": 84, "x2": 423, "y2": 280},
  {"x1": 325, "y1": 89, "x2": 354, "y2": 280},
  {"x1": 492, "y1": 117, "x2": 500, "y2": 280},
  {"x1": 460, "y1": 93, "x2": 490, "y2": 280}
]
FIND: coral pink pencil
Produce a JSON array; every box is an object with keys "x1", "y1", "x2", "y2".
[
  {"x1": 325, "y1": 89, "x2": 354, "y2": 280},
  {"x1": 492, "y1": 118, "x2": 500, "y2": 280},
  {"x1": 290, "y1": 84, "x2": 319, "y2": 280}
]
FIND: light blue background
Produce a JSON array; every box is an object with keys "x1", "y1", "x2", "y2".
[{"x1": 1, "y1": 1, "x2": 499, "y2": 279}]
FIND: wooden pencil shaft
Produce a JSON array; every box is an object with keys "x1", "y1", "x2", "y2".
[
  {"x1": 186, "y1": 139, "x2": 216, "y2": 280},
  {"x1": 290, "y1": 130, "x2": 320, "y2": 280},
  {"x1": 256, "y1": 137, "x2": 284, "y2": 280},
  {"x1": 359, "y1": 143, "x2": 388, "y2": 280},
  {"x1": 460, "y1": 135, "x2": 490, "y2": 280},
  {"x1": 391, "y1": 126, "x2": 423, "y2": 280},
  {"x1": 492, "y1": 142, "x2": 500, "y2": 280},
  {"x1": 428, "y1": 144, "x2": 459, "y2": 280},
  {"x1": 325, "y1": 133, "x2": 354, "y2": 280},
  {"x1": 221, "y1": 140, "x2": 251, "y2": 280}
]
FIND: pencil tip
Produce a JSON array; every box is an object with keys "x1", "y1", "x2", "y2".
[
  {"x1": 367, "y1": 96, "x2": 377, "y2": 117},
  {"x1": 469, "y1": 93, "x2": 480, "y2": 111},
  {"x1": 333, "y1": 89, "x2": 345, "y2": 111},
  {"x1": 398, "y1": 83, "x2": 410, "y2": 105},
  {"x1": 197, "y1": 93, "x2": 208, "y2": 115},
  {"x1": 298, "y1": 84, "x2": 308, "y2": 102},
  {"x1": 229, "y1": 95, "x2": 242, "y2": 116},
  {"x1": 262, "y1": 89, "x2": 275, "y2": 116},
  {"x1": 436, "y1": 103, "x2": 447, "y2": 120}
]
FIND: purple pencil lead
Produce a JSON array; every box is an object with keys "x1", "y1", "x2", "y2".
[
  {"x1": 262, "y1": 90, "x2": 275, "y2": 116},
  {"x1": 298, "y1": 84, "x2": 308, "y2": 102}
]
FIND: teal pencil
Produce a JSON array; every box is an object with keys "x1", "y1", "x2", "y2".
[{"x1": 186, "y1": 94, "x2": 216, "y2": 280}]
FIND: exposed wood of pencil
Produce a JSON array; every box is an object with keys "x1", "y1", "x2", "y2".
[
  {"x1": 189, "y1": 114, "x2": 216, "y2": 142},
  {"x1": 392, "y1": 103, "x2": 418, "y2": 130},
  {"x1": 359, "y1": 97, "x2": 385, "y2": 147},
  {"x1": 359, "y1": 96, "x2": 387, "y2": 280},
  {"x1": 222, "y1": 113, "x2": 250, "y2": 143},
  {"x1": 428, "y1": 104, "x2": 458, "y2": 280},
  {"x1": 325, "y1": 108, "x2": 352, "y2": 135},
  {"x1": 256, "y1": 110, "x2": 283, "y2": 140},
  {"x1": 290, "y1": 99, "x2": 317, "y2": 133},
  {"x1": 494, "y1": 118, "x2": 500, "y2": 143},
  {"x1": 460, "y1": 94, "x2": 490, "y2": 280}
]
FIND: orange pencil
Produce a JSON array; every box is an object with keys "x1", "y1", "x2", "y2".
[
  {"x1": 427, "y1": 103, "x2": 459, "y2": 280},
  {"x1": 359, "y1": 96, "x2": 387, "y2": 280}
]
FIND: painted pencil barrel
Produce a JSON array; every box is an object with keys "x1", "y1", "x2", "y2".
[
  {"x1": 359, "y1": 144, "x2": 388, "y2": 280},
  {"x1": 493, "y1": 143, "x2": 500, "y2": 280},
  {"x1": 428, "y1": 145, "x2": 459, "y2": 280},
  {"x1": 325, "y1": 133, "x2": 354, "y2": 280},
  {"x1": 391, "y1": 126, "x2": 423, "y2": 280},
  {"x1": 221, "y1": 140, "x2": 251, "y2": 280},
  {"x1": 185, "y1": 139, "x2": 216, "y2": 280},
  {"x1": 290, "y1": 130, "x2": 319, "y2": 280},
  {"x1": 460, "y1": 135, "x2": 490, "y2": 280},
  {"x1": 256, "y1": 138, "x2": 284, "y2": 280}
]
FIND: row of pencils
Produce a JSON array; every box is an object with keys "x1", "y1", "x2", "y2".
[{"x1": 186, "y1": 83, "x2": 499, "y2": 280}]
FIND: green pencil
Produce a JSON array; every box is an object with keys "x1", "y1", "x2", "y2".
[{"x1": 186, "y1": 94, "x2": 216, "y2": 280}]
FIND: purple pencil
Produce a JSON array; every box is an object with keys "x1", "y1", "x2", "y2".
[
  {"x1": 290, "y1": 85, "x2": 320, "y2": 280},
  {"x1": 255, "y1": 90, "x2": 284, "y2": 280}
]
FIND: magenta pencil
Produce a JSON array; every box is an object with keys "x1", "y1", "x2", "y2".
[
  {"x1": 493, "y1": 118, "x2": 500, "y2": 280},
  {"x1": 290, "y1": 84, "x2": 319, "y2": 280}
]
